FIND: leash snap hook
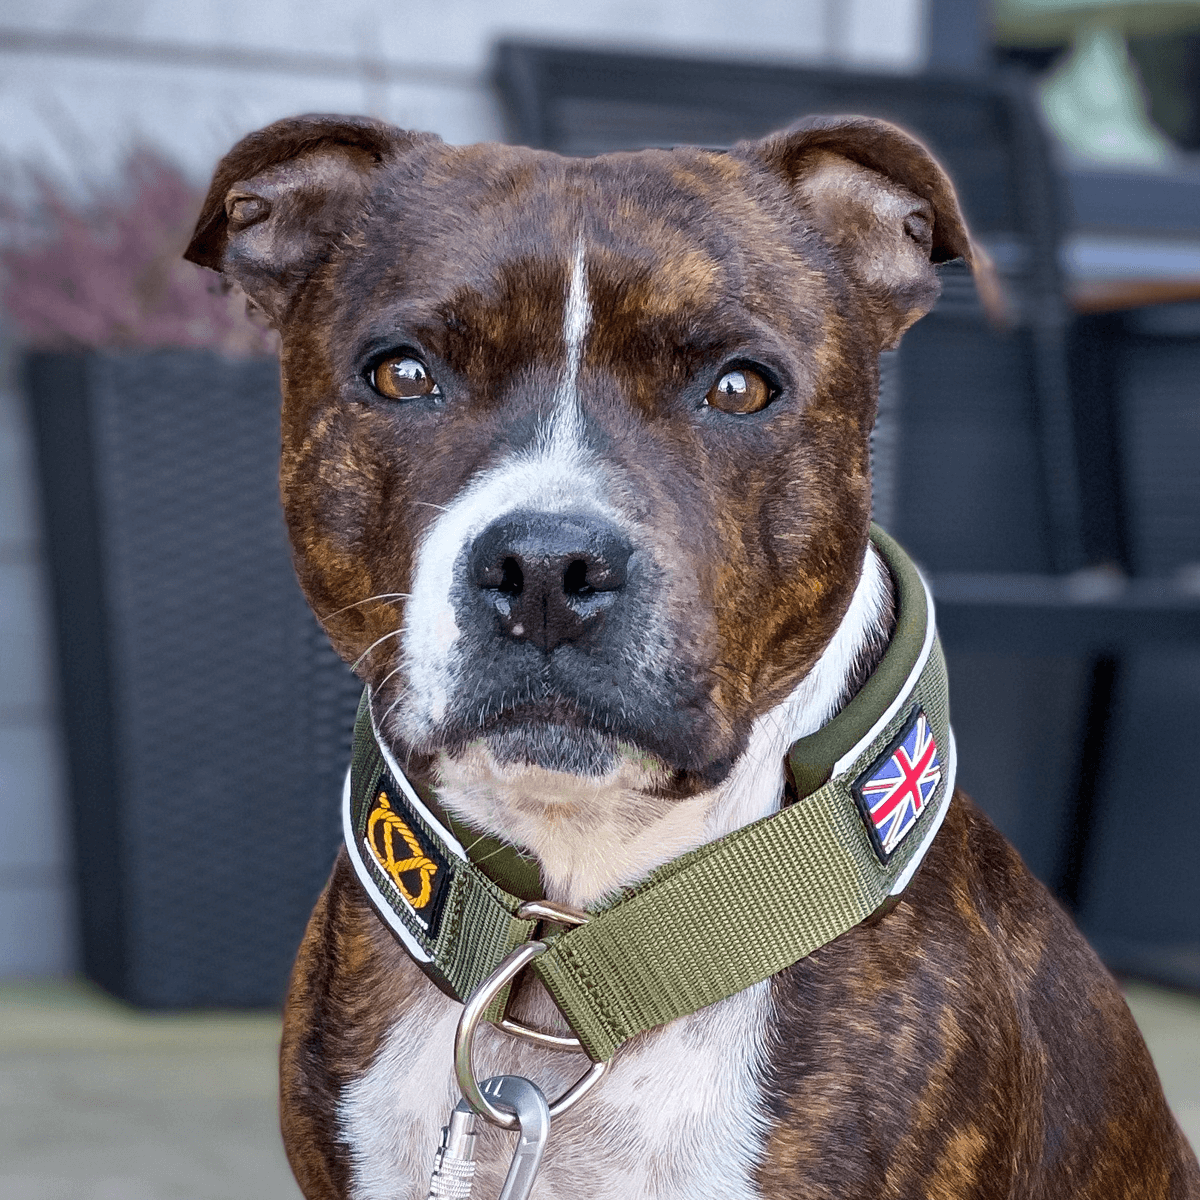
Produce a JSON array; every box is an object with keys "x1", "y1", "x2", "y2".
[
  {"x1": 426, "y1": 1076, "x2": 550, "y2": 1200},
  {"x1": 454, "y1": 938, "x2": 609, "y2": 1129}
]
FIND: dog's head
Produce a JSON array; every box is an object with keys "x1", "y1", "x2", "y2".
[{"x1": 188, "y1": 114, "x2": 977, "y2": 813}]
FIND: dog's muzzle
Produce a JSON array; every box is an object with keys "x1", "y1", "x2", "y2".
[{"x1": 428, "y1": 506, "x2": 706, "y2": 774}]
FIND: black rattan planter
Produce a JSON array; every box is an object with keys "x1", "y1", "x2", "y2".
[{"x1": 26, "y1": 350, "x2": 361, "y2": 1007}]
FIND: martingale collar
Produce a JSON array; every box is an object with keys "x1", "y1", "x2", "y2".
[{"x1": 342, "y1": 525, "x2": 956, "y2": 1062}]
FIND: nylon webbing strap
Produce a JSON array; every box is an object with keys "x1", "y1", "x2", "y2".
[
  {"x1": 343, "y1": 526, "x2": 955, "y2": 1061},
  {"x1": 532, "y1": 635, "x2": 951, "y2": 1061},
  {"x1": 346, "y1": 705, "x2": 537, "y2": 1009}
]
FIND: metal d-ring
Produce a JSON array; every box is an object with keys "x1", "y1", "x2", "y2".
[
  {"x1": 496, "y1": 900, "x2": 591, "y2": 1052},
  {"x1": 514, "y1": 899, "x2": 590, "y2": 927},
  {"x1": 453, "y1": 936, "x2": 609, "y2": 1130}
]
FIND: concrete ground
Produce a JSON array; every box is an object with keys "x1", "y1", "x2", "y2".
[
  {"x1": 1, "y1": 978, "x2": 1197, "y2": 1199},
  {"x1": 0, "y1": 981, "x2": 301, "y2": 1200}
]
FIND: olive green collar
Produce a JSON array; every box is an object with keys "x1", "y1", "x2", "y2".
[{"x1": 342, "y1": 525, "x2": 955, "y2": 1061}]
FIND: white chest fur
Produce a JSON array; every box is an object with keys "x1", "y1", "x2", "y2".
[{"x1": 339, "y1": 975, "x2": 771, "y2": 1200}]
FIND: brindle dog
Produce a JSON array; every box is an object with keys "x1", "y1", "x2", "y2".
[{"x1": 187, "y1": 113, "x2": 1200, "y2": 1200}]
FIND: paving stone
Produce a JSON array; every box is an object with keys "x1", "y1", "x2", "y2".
[{"x1": 0, "y1": 981, "x2": 302, "y2": 1200}]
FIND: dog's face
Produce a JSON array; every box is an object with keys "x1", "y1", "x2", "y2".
[{"x1": 188, "y1": 115, "x2": 974, "y2": 799}]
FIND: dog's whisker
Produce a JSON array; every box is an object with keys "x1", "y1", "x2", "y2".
[
  {"x1": 457, "y1": 830, "x2": 490, "y2": 856},
  {"x1": 470, "y1": 840, "x2": 538, "y2": 868},
  {"x1": 318, "y1": 592, "x2": 411, "y2": 622},
  {"x1": 350, "y1": 627, "x2": 404, "y2": 672},
  {"x1": 377, "y1": 688, "x2": 408, "y2": 729},
  {"x1": 374, "y1": 662, "x2": 406, "y2": 696}
]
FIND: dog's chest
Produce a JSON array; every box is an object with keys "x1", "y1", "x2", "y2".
[{"x1": 338, "y1": 980, "x2": 772, "y2": 1200}]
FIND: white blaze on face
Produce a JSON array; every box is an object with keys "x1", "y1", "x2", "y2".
[
  {"x1": 397, "y1": 242, "x2": 607, "y2": 739},
  {"x1": 535, "y1": 239, "x2": 590, "y2": 456},
  {"x1": 559, "y1": 240, "x2": 589, "y2": 432}
]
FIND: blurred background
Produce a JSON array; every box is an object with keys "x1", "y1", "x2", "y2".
[{"x1": 2, "y1": 1, "x2": 1199, "y2": 1196}]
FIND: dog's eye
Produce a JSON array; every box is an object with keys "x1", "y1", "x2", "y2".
[
  {"x1": 705, "y1": 367, "x2": 774, "y2": 415},
  {"x1": 369, "y1": 356, "x2": 441, "y2": 401}
]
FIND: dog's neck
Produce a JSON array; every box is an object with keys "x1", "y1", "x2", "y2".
[{"x1": 431, "y1": 545, "x2": 895, "y2": 910}]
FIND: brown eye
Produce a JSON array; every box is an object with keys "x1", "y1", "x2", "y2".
[
  {"x1": 705, "y1": 367, "x2": 774, "y2": 415},
  {"x1": 370, "y1": 355, "x2": 441, "y2": 401}
]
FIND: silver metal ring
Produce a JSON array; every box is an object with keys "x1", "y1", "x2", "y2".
[
  {"x1": 494, "y1": 900, "x2": 591, "y2": 1051},
  {"x1": 495, "y1": 1016, "x2": 584, "y2": 1052},
  {"x1": 453, "y1": 940, "x2": 609, "y2": 1129},
  {"x1": 515, "y1": 899, "x2": 590, "y2": 927}
]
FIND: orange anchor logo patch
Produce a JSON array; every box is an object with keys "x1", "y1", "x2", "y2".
[{"x1": 366, "y1": 790, "x2": 439, "y2": 910}]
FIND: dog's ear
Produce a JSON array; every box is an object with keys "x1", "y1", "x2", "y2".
[
  {"x1": 736, "y1": 116, "x2": 1004, "y2": 348},
  {"x1": 185, "y1": 113, "x2": 436, "y2": 324}
]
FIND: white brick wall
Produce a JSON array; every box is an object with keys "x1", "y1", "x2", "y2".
[
  {"x1": 0, "y1": 0, "x2": 927, "y2": 185},
  {"x1": 0, "y1": 0, "x2": 927, "y2": 978}
]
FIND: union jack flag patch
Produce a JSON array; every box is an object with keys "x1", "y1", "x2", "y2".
[{"x1": 852, "y1": 707, "x2": 942, "y2": 863}]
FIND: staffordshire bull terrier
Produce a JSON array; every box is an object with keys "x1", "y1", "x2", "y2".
[{"x1": 186, "y1": 112, "x2": 1200, "y2": 1200}]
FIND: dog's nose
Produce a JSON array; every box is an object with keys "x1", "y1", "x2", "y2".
[{"x1": 468, "y1": 512, "x2": 632, "y2": 652}]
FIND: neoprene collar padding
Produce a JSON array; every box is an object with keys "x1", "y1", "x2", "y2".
[{"x1": 343, "y1": 525, "x2": 956, "y2": 1062}]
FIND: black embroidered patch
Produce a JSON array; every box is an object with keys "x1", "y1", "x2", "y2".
[{"x1": 363, "y1": 782, "x2": 451, "y2": 936}]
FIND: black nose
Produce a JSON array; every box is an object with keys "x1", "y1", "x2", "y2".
[{"x1": 468, "y1": 512, "x2": 632, "y2": 652}]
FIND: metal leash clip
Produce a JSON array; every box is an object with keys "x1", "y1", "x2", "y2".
[
  {"x1": 427, "y1": 901, "x2": 611, "y2": 1200},
  {"x1": 427, "y1": 1076, "x2": 549, "y2": 1200},
  {"x1": 427, "y1": 1103, "x2": 478, "y2": 1200}
]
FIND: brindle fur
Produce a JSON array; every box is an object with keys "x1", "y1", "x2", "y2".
[
  {"x1": 187, "y1": 113, "x2": 1200, "y2": 1199},
  {"x1": 758, "y1": 797, "x2": 1198, "y2": 1199}
]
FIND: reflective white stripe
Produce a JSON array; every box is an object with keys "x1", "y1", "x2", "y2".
[
  {"x1": 819, "y1": 561, "x2": 950, "y2": 898},
  {"x1": 830, "y1": 569, "x2": 938, "y2": 779},
  {"x1": 367, "y1": 688, "x2": 467, "y2": 862},
  {"x1": 340, "y1": 766, "x2": 433, "y2": 962},
  {"x1": 888, "y1": 727, "x2": 956, "y2": 896}
]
